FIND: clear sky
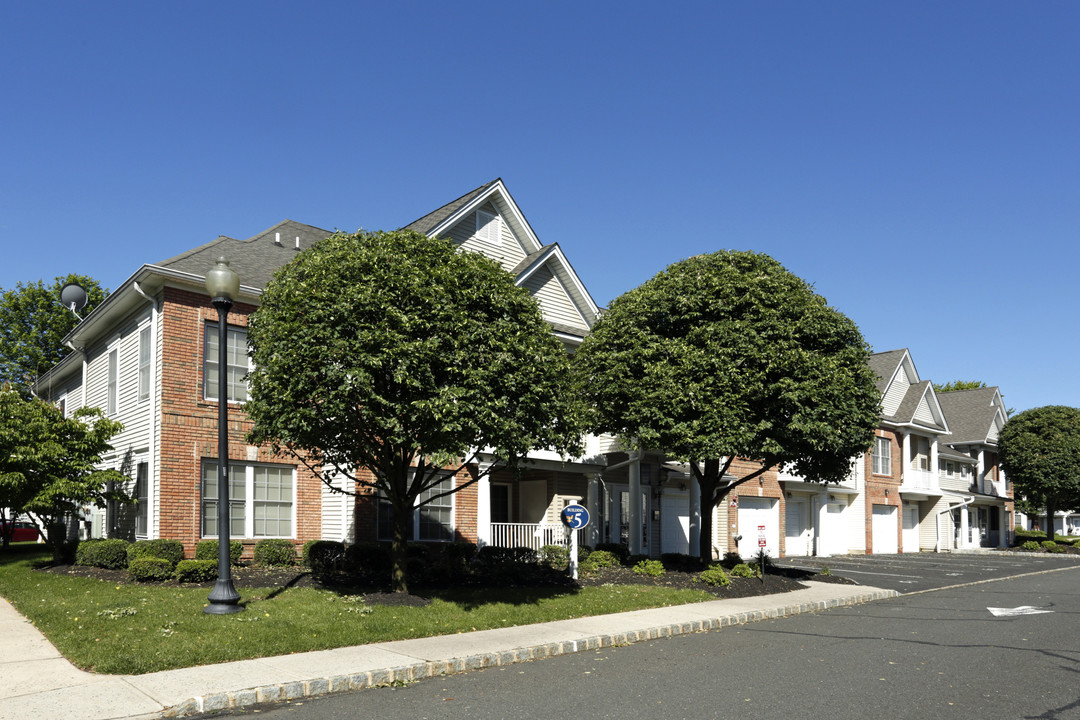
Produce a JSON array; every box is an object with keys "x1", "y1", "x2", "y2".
[{"x1": 2, "y1": 2, "x2": 1077, "y2": 414}]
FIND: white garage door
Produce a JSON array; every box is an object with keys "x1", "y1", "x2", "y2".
[
  {"x1": 821, "y1": 501, "x2": 848, "y2": 556},
  {"x1": 661, "y1": 491, "x2": 690, "y2": 555},
  {"x1": 738, "y1": 497, "x2": 779, "y2": 558},
  {"x1": 872, "y1": 505, "x2": 899, "y2": 554}
]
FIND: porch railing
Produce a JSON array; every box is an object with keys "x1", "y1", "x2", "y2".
[
  {"x1": 488, "y1": 522, "x2": 585, "y2": 550},
  {"x1": 902, "y1": 469, "x2": 937, "y2": 491}
]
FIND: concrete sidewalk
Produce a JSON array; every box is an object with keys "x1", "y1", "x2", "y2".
[{"x1": 0, "y1": 582, "x2": 897, "y2": 720}]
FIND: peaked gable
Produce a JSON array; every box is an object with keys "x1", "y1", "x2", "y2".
[{"x1": 937, "y1": 386, "x2": 1007, "y2": 447}]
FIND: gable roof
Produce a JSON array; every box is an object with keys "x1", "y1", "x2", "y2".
[
  {"x1": 869, "y1": 349, "x2": 949, "y2": 434},
  {"x1": 403, "y1": 180, "x2": 500, "y2": 236},
  {"x1": 868, "y1": 348, "x2": 915, "y2": 394},
  {"x1": 936, "y1": 387, "x2": 1007, "y2": 447}
]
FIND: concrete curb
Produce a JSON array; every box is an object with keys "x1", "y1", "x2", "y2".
[{"x1": 162, "y1": 585, "x2": 898, "y2": 718}]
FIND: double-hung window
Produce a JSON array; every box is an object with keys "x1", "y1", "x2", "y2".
[
  {"x1": 134, "y1": 461, "x2": 149, "y2": 537},
  {"x1": 204, "y1": 322, "x2": 249, "y2": 402},
  {"x1": 138, "y1": 325, "x2": 152, "y2": 403},
  {"x1": 377, "y1": 472, "x2": 455, "y2": 542},
  {"x1": 202, "y1": 461, "x2": 294, "y2": 538},
  {"x1": 872, "y1": 436, "x2": 891, "y2": 475}
]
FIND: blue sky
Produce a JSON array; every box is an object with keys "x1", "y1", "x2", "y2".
[{"x1": 2, "y1": 2, "x2": 1076, "y2": 414}]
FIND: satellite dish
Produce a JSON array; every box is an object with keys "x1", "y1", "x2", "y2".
[{"x1": 60, "y1": 282, "x2": 89, "y2": 314}]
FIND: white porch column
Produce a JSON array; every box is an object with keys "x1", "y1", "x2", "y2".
[
  {"x1": 999, "y1": 505, "x2": 1008, "y2": 549},
  {"x1": 689, "y1": 473, "x2": 701, "y2": 556},
  {"x1": 814, "y1": 492, "x2": 830, "y2": 557},
  {"x1": 476, "y1": 462, "x2": 492, "y2": 548},
  {"x1": 628, "y1": 451, "x2": 643, "y2": 555},
  {"x1": 586, "y1": 474, "x2": 600, "y2": 548},
  {"x1": 976, "y1": 449, "x2": 986, "y2": 493},
  {"x1": 929, "y1": 439, "x2": 939, "y2": 488},
  {"x1": 960, "y1": 507, "x2": 971, "y2": 548},
  {"x1": 902, "y1": 433, "x2": 911, "y2": 481}
]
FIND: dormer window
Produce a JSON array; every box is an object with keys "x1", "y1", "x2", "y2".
[{"x1": 475, "y1": 210, "x2": 500, "y2": 246}]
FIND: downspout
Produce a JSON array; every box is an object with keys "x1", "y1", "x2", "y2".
[
  {"x1": 936, "y1": 495, "x2": 975, "y2": 553},
  {"x1": 133, "y1": 282, "x2": 160, "y2": 539}
]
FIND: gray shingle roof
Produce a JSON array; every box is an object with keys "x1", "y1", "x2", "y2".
[
  {"x1": 403, "y1": 180, "x2": 500, "y2": 235},
  {"x1": 937, "y1": 387, "x2": 1001, "y2": 445},
  {"x1": 887, "y1": 380, "x2": 948, "y2": 432},
  {"x1": 867, "y1": 349, "x2": 908, "y2": 394},
  {"x1": 155, "y1": 220, "x2": 334, "y2": 290}
]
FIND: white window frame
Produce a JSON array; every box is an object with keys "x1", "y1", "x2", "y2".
[
  {"x1": 203, "y1": 321, "x2": 251, "y2": 403},
  {"x1": 377, "y1": 471, "x2": 457, "y2": 542},
  {"x1": 201, "y1": 460, "x2": 297, "y2": 539},
  {"x1": 872, "y1": 436, "x2": 891, "y2": 476},
  {"x1": 137, "y1": 323, "x2": 152, "y2": 404},
  {"x1": 107, "y1": 346, "x2": 119, "y2": 415}
]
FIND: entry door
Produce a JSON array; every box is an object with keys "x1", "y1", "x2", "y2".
[
  {"x1": 785, "y1": 499, "x2": 810, "y2": 557},
  {"x1": 823, "y1": 501, "x2": 847, "y2": 556},
  {"x1": 872, "y1": 505, "x2": 899, "y2": 554},
  {"x1": 661, "y1": 491, "x2": 690, "y2": 555},
  {"x1": 738, "y1": 497, "x2": 779, "y2": 558},
  {"x1": 902, "y1": 503, "x2": 919, "y2": 553}
]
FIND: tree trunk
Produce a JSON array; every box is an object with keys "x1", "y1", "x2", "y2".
[
  {"x1": 391, "y1": 499, "x2": 410, "y2": 594},
  {"x1": 1046, "y1": 500, "x2": 1057, "y2": 542},
  {"x1": 697, "y1": 473, "x2": 716, "y2": 561}
]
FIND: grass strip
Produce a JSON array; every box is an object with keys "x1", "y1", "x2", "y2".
[{"x1": 0, "y1": 545, "x2": 711, "y2": 675}]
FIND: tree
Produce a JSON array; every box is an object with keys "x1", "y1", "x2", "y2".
[
  {"x1": 0, "y1": 387, "x2": 125, "y2": 557},
  {"x1": 933, "y1": 380, "x2": 987, "y2": 393},
  {"x1": 245, "y1": 230, "x2": 583, "y2": 593},
  {"x1": 573, "y1": 250, "x2": 881, "y2": 560},
  {"x1": 0, "y1": 275, "x2": 108, "y2": 394},
  {"x1": 998, "y1": 406, "x2": 1080, "y2": 538}
]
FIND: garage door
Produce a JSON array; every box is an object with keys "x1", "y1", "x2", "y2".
[
  {"x1": 738, "y1": 497, "x2": 779, "y2": 558},
  {"x1": 872, "y1": 505, "x2": 899, "y2": 554},
  {"x1": 661, "y1": 491, "x2": 690, "y2": 555},
  {"x1": 821, "y1": 501, "x2": 847, "y2": 556}
]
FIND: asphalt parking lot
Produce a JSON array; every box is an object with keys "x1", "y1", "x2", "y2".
[{"x1": 778, "y1": 550, "x2": 1080, "y2": 593}]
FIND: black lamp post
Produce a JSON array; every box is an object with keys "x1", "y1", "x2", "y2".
[{"x1": 204, "y1": 257, "x2": 244, "y2": 615}]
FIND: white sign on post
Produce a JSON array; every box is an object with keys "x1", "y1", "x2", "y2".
[{"x1": 561, "y1": 504, "x2": 590, "y2": 580}]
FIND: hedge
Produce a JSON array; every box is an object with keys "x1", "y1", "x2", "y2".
[
  {"x1": 195, "y1": 539, "x2": 243, "y2": 566},
  {"x1": 253, "y1": 538, "x2": 297, "y2": 566},
  {"x1": 75, "y1": 538, "x2": 131, "y2": 569},
  {"x1": 128, "y1": 557, "x2": 174, "y2": 582},
  {"x1": 127, "y1": 539, "x2": 184, "y2": 569}
]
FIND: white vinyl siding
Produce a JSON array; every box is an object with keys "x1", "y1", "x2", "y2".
[
  {"x1": 446, "y1": 203, "x2": 528, "y2": 272},
  {"x1": 913, "y1": 395, "x2": 937, "y2": 425},
  {"x1": 202, "y1": 461, "x2": 296, "y2": 538},
  {"x1": 320, "y1": 475, "x2": 355, "y2": 542},
  {"x1": 519, "y1": 265, "x2": 590, "y2": 331},
  {"x1": 107, "y1": 348, "x2": 118, "y2": 415},
  {"x1": 881, "y1": 367, "x2": 910, "y2": 417}
]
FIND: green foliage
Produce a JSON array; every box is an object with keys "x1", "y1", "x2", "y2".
[
  {"x1": 127, "y1": 557, "x2": 174, "y2": 582},
  {"x1": 633, "y1": 559, "x2": 666, "y2": 576},
  {"x1": 245, "y1": 229, "x2": 585, "y2": 593},
  {"x1": 253, "y1": 538, "x2": 297, "y2": 566},
  {"x1": 74, "y1": 538, "x2": 130, "y2": 569},
  {"x1": 0, "y1": 274, "x2": 107, "y2": 393},
  {"x1": 539, "y1": 544, "x2": 570, "y2": 570},
  {"x1": 729, "y1": 563, "x2": 760, "y2": 578},
  {"x1": 343, "y1": 542, "x2": 393, "y2": 577},
  {"x1": 195, "y1": 539, "x2": 243, "y2": 566},
  {"x1": 660, "y1": 553, "x2": 704, "y2": 572},
  {"x1": 302, "y1": 540, "x2": 345, "y2": 573},
  {"x1": 695, "y1": 564, "x2": 731, "y2": 586},
  {"x1": 933, "y1": 380, "x2": 987, "y2": 393},
  {"x1": 720, "y1": 551, "x2": 744, "y2": 568},
  {"x1": 477, "y1": 545, "x2": 538, "y2": 566},
  {"x1": 574, "y1": 250, "x2": 881, "y2": 558},
  {"x1": 0, "y1": 389, "x2": 125, "y2": 556},
  {"x1": 594, "y1": 543, "x2": 630, "y2": 563},
  {"x1": 127, "y1": 539, "x2": 184, "y2": 569},
  {"x1": 1000, "y1": 406, "x2": 1080, "y2": 534},
  {"x1": 1040, "y1": 540, "x2": 1061, "y2": 552},
  {"x1": 580, "y1": 549, "x2": 621, "y2": 574},
  {"x1": 1021, "y1": 540, "x2": 1042, "y2": 552},
  {"x1": 174, "y1": 559, "x2": 218, "y2": 583}
]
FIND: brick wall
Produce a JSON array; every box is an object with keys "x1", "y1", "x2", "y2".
[
  {"x1": 726, "y1": 459, "x2": 782, "y2": 555},
  {"x1": 864, "y1": 428, "x2": 902, "y2": 553}
]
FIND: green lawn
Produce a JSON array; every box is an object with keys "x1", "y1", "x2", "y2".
[{"x1": 0, "y1": 545, "x2": 712, "y2": 675}]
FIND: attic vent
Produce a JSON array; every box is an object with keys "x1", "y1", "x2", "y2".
[
  {"x1": 295, "y1": 236, "x2": 300, "y2": 250},
  {"x1": 475, "y1": 210, "x2": 500, "y2": 246},
  {"x1": 274, "y1": 232, "x2": 282, "y2": 245}
]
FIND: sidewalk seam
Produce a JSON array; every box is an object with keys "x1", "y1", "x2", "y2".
[{"x1": 160, "y1": 587, "x2": 898, "y2": 718}]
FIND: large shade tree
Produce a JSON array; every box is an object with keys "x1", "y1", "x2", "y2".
[
  {"x1": 574, "y1": 250, "x2": 881, "y2": 560},
  {"x1": 0, "y1": 275, "x2": 107, "y2": 395},
  {"x1": 998, "y1": 405, "x2": 1080, "y2": 538},
  {"x1": 0, "y1": 387, "x2": 125, "y2": 557},
  {"x1": 246, "y1": 230, "x2": 583, "y2": 593}
]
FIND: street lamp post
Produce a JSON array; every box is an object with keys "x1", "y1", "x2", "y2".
[{"x1": 204, "y1": 257, "x2": 244, "y2": 615}]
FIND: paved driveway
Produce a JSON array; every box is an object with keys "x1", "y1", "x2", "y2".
[{"x1": 778, "y1": 550, "x2": 1080, "y2": 593}]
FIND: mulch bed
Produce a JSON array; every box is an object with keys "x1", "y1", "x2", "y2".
[{"x1": 40, "y1": 561, "x2": 851, "y2": 607}]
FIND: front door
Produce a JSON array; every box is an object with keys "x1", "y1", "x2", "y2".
[
  {"x1": 902, "y1": 503, "x2": 919, "y2": 553},
  {"x1": 785, "y1": 499, "x2": 810, "y2": 557}
]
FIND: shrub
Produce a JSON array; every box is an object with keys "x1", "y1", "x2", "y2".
[
  {"x1": 477, "y1": 545, "x2": 538, "y2": 566},
  {"x1": 175, "y1": 559, "x2": 218, "y2": 583},
  {"x1": 253, "y1": 538, "x2": 297, "y2": 566},
  {"x1": 75, "y1": 538, "x2": 131, "y2": 569},
  {"x1": 633, "y1": 559, "x2": 665, "y2": 577},
  {"x1": 439, "y1": 541, "x2": 478, "y2": 567},
  {"x1": 343, "y1": 542, "x2": 392, "y2": 576},
  {"x1": 195, "y1": 539, "x2": 243, "y2": 566},
  {"x1": 1041, "y1": 540, "x2": 1065, "y2": 553},
  {"x1": 127, "y1": 539, "x2": 184, "y2": 569},
  {"x1": 594, "y1": 542, "x2": 629, "y2": 563},
  {"x1": 1021, "y1": 540, "x2": 1041, "y2": 552},
  {"x1": 539, "y1": 544, "x2": 570, "y2": 570},
  {"x1": 303, "y1": 540, "x2": 345, "y2": 573},
  {"x1": 729, "y1": 563, "x2": 759, "y2": 578},
  {"x1": 661, "y1": 553, "x2": 704, "y2": 573},
  {"x1": 696, "y1": 564, "x2": 730, "y2": 587},
  {"x1": 579, "y1": 549, "x2": 621, "y2": 574},
  {"x1": 128, "y1": 557, "x2": 174, "y2": 582},
  {"x1": 720, "y1": 551, "x2": 743, "y2": 568}
]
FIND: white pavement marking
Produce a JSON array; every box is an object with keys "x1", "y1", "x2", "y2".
[{"x1": 987, "y1": 606, "x2": 1054, "y2": 617}]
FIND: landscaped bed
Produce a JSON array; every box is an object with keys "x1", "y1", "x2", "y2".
[{"x1": 0, "y1": 544, "x2": 843, "y2": 675}]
